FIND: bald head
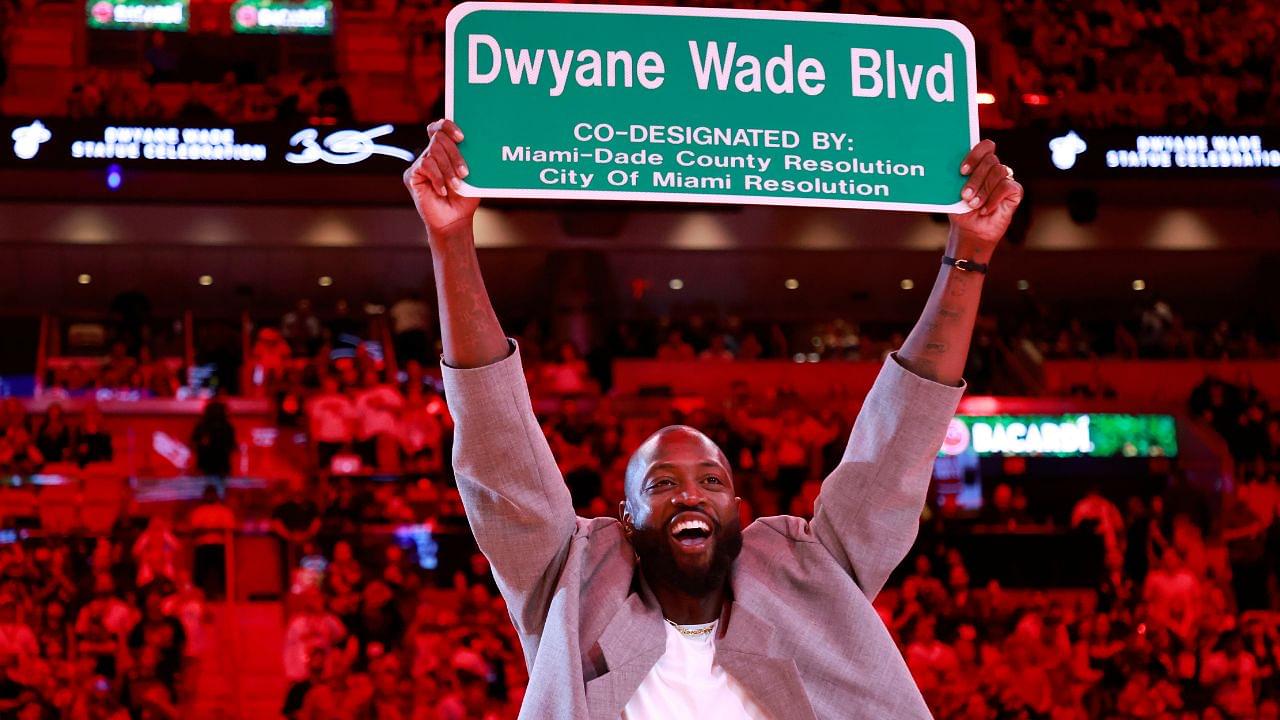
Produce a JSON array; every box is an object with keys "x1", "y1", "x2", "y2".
[
  {"x1": 619, "y1": 424, "x2": 742, "y2": 601},
  {"x1": 624, "y1": 425, "x2": 732, "y2": 507}
]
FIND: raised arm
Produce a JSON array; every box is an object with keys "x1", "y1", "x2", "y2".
[
  {"x1": 898, "y1": 139, "x2": 1023, "y2": 386},
  {"x1": 811, "y1": 141, "x2": 1022, "y2": 598},
  {"x1": 404, "y1": 120, "x2": 575, "y2": 642},
  {"x1": 404, "y1": 119, "x2": 504, "y2": 369}
]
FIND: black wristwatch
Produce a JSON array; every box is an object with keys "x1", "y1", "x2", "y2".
[{"x1": 941, "y1": 255, "x2": 989, "y2": 274}]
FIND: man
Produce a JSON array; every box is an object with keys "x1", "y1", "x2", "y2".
[
  {"x1": 188, "y1": 485, "x2": 236, "y2": 600},
  {"x1": 390, "y1": 292, "x2": 433, "y2": 364},
  {"x1": 405, "y1": 118, "x2": 1022, "y2": 718},
  {"x1": 307, "y1": 376, "x2": 356, "y2": 471}
]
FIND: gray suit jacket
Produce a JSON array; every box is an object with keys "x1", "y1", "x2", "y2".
[{"x1": 442, "y1": 344, "x2": 964, "y2": 719}]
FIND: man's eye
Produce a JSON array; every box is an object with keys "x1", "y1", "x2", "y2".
[
  {"x1": 704, "y1": 476, "x2": 722, "y2": 485},
  {"x1": 649, "y1": 478, "x2": 675, "y2": 490}
]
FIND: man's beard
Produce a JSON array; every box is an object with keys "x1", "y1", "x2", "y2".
[{"x1": 631, "y1": 516, "x2": 744, "y2": 597}]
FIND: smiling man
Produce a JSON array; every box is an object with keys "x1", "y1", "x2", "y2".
[{"x1": 405, "y1": 118, "x2": 1023, "y2": 719}]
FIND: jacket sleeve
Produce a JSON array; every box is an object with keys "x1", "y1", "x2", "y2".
[
  {"x1": 809, "y1": 353, "x2": 964, "y2": 600},
  {"x1": 441, "y1": 341, "x2": 577, "y2": 639}
]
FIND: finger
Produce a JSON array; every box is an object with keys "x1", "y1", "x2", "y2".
[
  {"x1": 429, "y1": 142, "x2": 462, "y2": 192},
  {"x1": 432, "y1": 132, "x2": 468, "y2": 179},
  {"x1": 975, "y1": 159, "x2": 1008, "y2": 210},
  {"x1": 426, "y1": 119, "x2": 465, "y2": 143},
  {"x1": 981, "y1": 177, "x2": 1024, "y2": 217},
  {"x1": 414, "y1": 153, "x2": 448, "y2": 197},
  {"x1": 959, "y1": 139, "x2": 996, "y2": 176},
  {"x1": 995, "y1": 177, "x2": 1025, "y2": 211},
  {"x1": 961, "y1": 153, "x2": 1000, "y2": 207}
]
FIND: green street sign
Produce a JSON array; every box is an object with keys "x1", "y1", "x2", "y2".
[{"x1": 446, "y1": 3, "x2": 978, "y2": 212}]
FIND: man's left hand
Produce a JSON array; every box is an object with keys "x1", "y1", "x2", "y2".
[{"x1": 949, "y1": 140, "x2": 1024, "y2": 256}]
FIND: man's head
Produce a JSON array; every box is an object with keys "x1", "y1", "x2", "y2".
[{"x1": 620, "y1": 425, "x2": 742, "y2": 598}]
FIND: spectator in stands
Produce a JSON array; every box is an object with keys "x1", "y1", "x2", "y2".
[
  {"x1": 191, "y1": 398, "x2": 237, "y2": 495},
  {"x1": 271, "y1": 484, "x2": 322, "y2": 577},
  {"x1": 208, "y1": 71, "x2": 247, "y2": 122},
  {"x1": 315, "y1": 72, "x2": 353, "y2": 123},
  {"x1": 133, "y1": 348, "x2": 179, "y2": 398},
  {"x1": 282, "y1": 590, "x2": 350, "y2": 686},
  {"x1": 698, "y1": 335, "x2": 735, "y2": 361},
  {"x1": 351, "y1": 580, "x2": 405, "y2": 656},
  {"x1": 126, "y1": 592, "x2": 185, "y2": 702},
  {"x1": 309, "y1": 376, "x2": 356, "y2": 471},
  {"x1": 0, "y1": 398, "x2": 24, "y2": 434},
  {"x1": 317, "y1": 478, "x2": 373, "y2": 553},
  {"x1": 69, "y1": 677, "x2": 132, "y2": 720},
  {"x1": 75, "y1": 575, "x2": 137, "y2": 681},
  {"x1": 33, "y1": 403, "x2": 72, "y2": 465},
  {"x1": 353, "y1": 369, "x2": 404, "y2": 472},
  {"x1": 767, "y1": 404, "x2": 834, "y2": 515},
  {"x1": 282, "y1": 300, "x2": 324, "y2": 358},
  {"x1": 275, "y1": 369, "x2": 308, "y2": 432},
  {"x1": 0, "y1": 595, "x2": 39, "y2": 682},
  {"x1": 297, "y1": 651, "x2": 372, "y2": 720},
  {"x1": 736, "y1": 333, "x2": 763, "y2": 361},
  {"x1": 327, "y1": 300, "x2": 364, "y2": 353},
  {"x1": 65, "y1": 82, "x2": 102, "y2": 119},
  {"x1": 1143, "y1": 548, "x2": 1202, "y2": 643},
  {"x1": 655, "y1": 330, "x2": 695, "y2": 361},
  {"x1": 73, "y1": 403, "x2": 113, "y2": 466},
  {"x1": 540, "y1": 342, "x2": 592, "y2": 396},
  {"x1": 276, "y1": 74, "x2": 320, "y2": 125},
  {"x1": 54, "y1": 363, "x2": 96, "y2": 397},
  {"x1": 398, "y1": 381, "x2": 449, "y2": 477},
  {"x1": 132, "y1": 517, "x2": 180, "y2": 590},
  {"x1": 282, "y1": 645, "x2": 328, "y2": 720},
  {"x1": 0, "y1": 425, "x2": 44, "y2": 475},
  {"x1": 1221, "y1": 482, "x2": 1271, "y2": 612},
  {"x1": 1071, "y1": 485, "x2": 1126, "y2": 555},
  {"x1": 390, "y1": 293, "x2": 432, "y2": 365},
  {"x1": 247, "y1": 327, "x2": 292, "y2": 398},
  {"x1": 99, "y1": 342, "x2": 138, "y2": 391},
  {"x1": 142, "y1": 31, "x2": 178, "y2": 85},
  {"x1": 188, "y1": 486, "x2": 235, "y2": 601}
]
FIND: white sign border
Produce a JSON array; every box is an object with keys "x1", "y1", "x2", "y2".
[{"x1": 445, "y1": 1, "x2": 978, "y2": 214}]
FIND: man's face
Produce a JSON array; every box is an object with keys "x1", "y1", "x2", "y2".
[{"x1": 621, "y1": 426, "x2": 742, "y2": 598}]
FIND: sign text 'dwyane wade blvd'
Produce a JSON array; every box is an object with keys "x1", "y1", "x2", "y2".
[{"x1": 446, "y1": 2, "x2": 978, "y2": 212}]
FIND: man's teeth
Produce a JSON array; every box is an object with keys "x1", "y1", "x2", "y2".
[{"x1": 672, "y1": 518, "x2": 711, "y2": 535}]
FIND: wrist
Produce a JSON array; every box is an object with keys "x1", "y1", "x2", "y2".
[
  {"x1": 425, "y1": 219, "x2": 475, "y2": 252},
  {"x1": 945, "y1": 229, "x2": 995, "y2": 265}
]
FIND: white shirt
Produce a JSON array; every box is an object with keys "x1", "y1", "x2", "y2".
[
  {"x1": 621, "y1": 620, "x2": 770, "y2": 720},
  {"x1": 355, "y1": 385, "x2": 404, "y2": 439},
  {"x1": 390, "y1": 299, "x2": 431, "y2": 333},
  {"x1": 309, "y1": 393, "x2": 355, "y2": 443},
  {"x1": 282, "y1": 612, "x2": 346, "y2": 681}
]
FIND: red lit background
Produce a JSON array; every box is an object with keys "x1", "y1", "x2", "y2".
[{"x1": 0, "y1": 1, "x2": 1278, "y2": 718}]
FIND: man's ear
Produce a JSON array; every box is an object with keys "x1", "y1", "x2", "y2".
[{"x1": 619, "y1": 501, "x2": 632, "y2": 537}]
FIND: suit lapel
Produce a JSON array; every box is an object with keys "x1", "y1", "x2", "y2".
[
  {"x1": 585, "y1": 587, "x2": 666, "y2": 720},
  {"x1": 715, "y1": 602, "x2": 819, "y2": 720}
]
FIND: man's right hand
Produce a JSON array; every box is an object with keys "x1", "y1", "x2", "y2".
[{"x1": 403, "y1": 119, "x2": 480, "y2": 239}]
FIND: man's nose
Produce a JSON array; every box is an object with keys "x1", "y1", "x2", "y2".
[{"x1": 672, "y1": 482, "x2": 708, "y2": 507}]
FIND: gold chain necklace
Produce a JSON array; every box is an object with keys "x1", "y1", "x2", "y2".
[{"x1": 665, "y1": 619, "x2": 716, "y2": 638}]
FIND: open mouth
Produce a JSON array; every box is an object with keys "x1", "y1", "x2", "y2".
[{"x1": 669, "y1": 512, "x2": 714, "y2": 551}]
